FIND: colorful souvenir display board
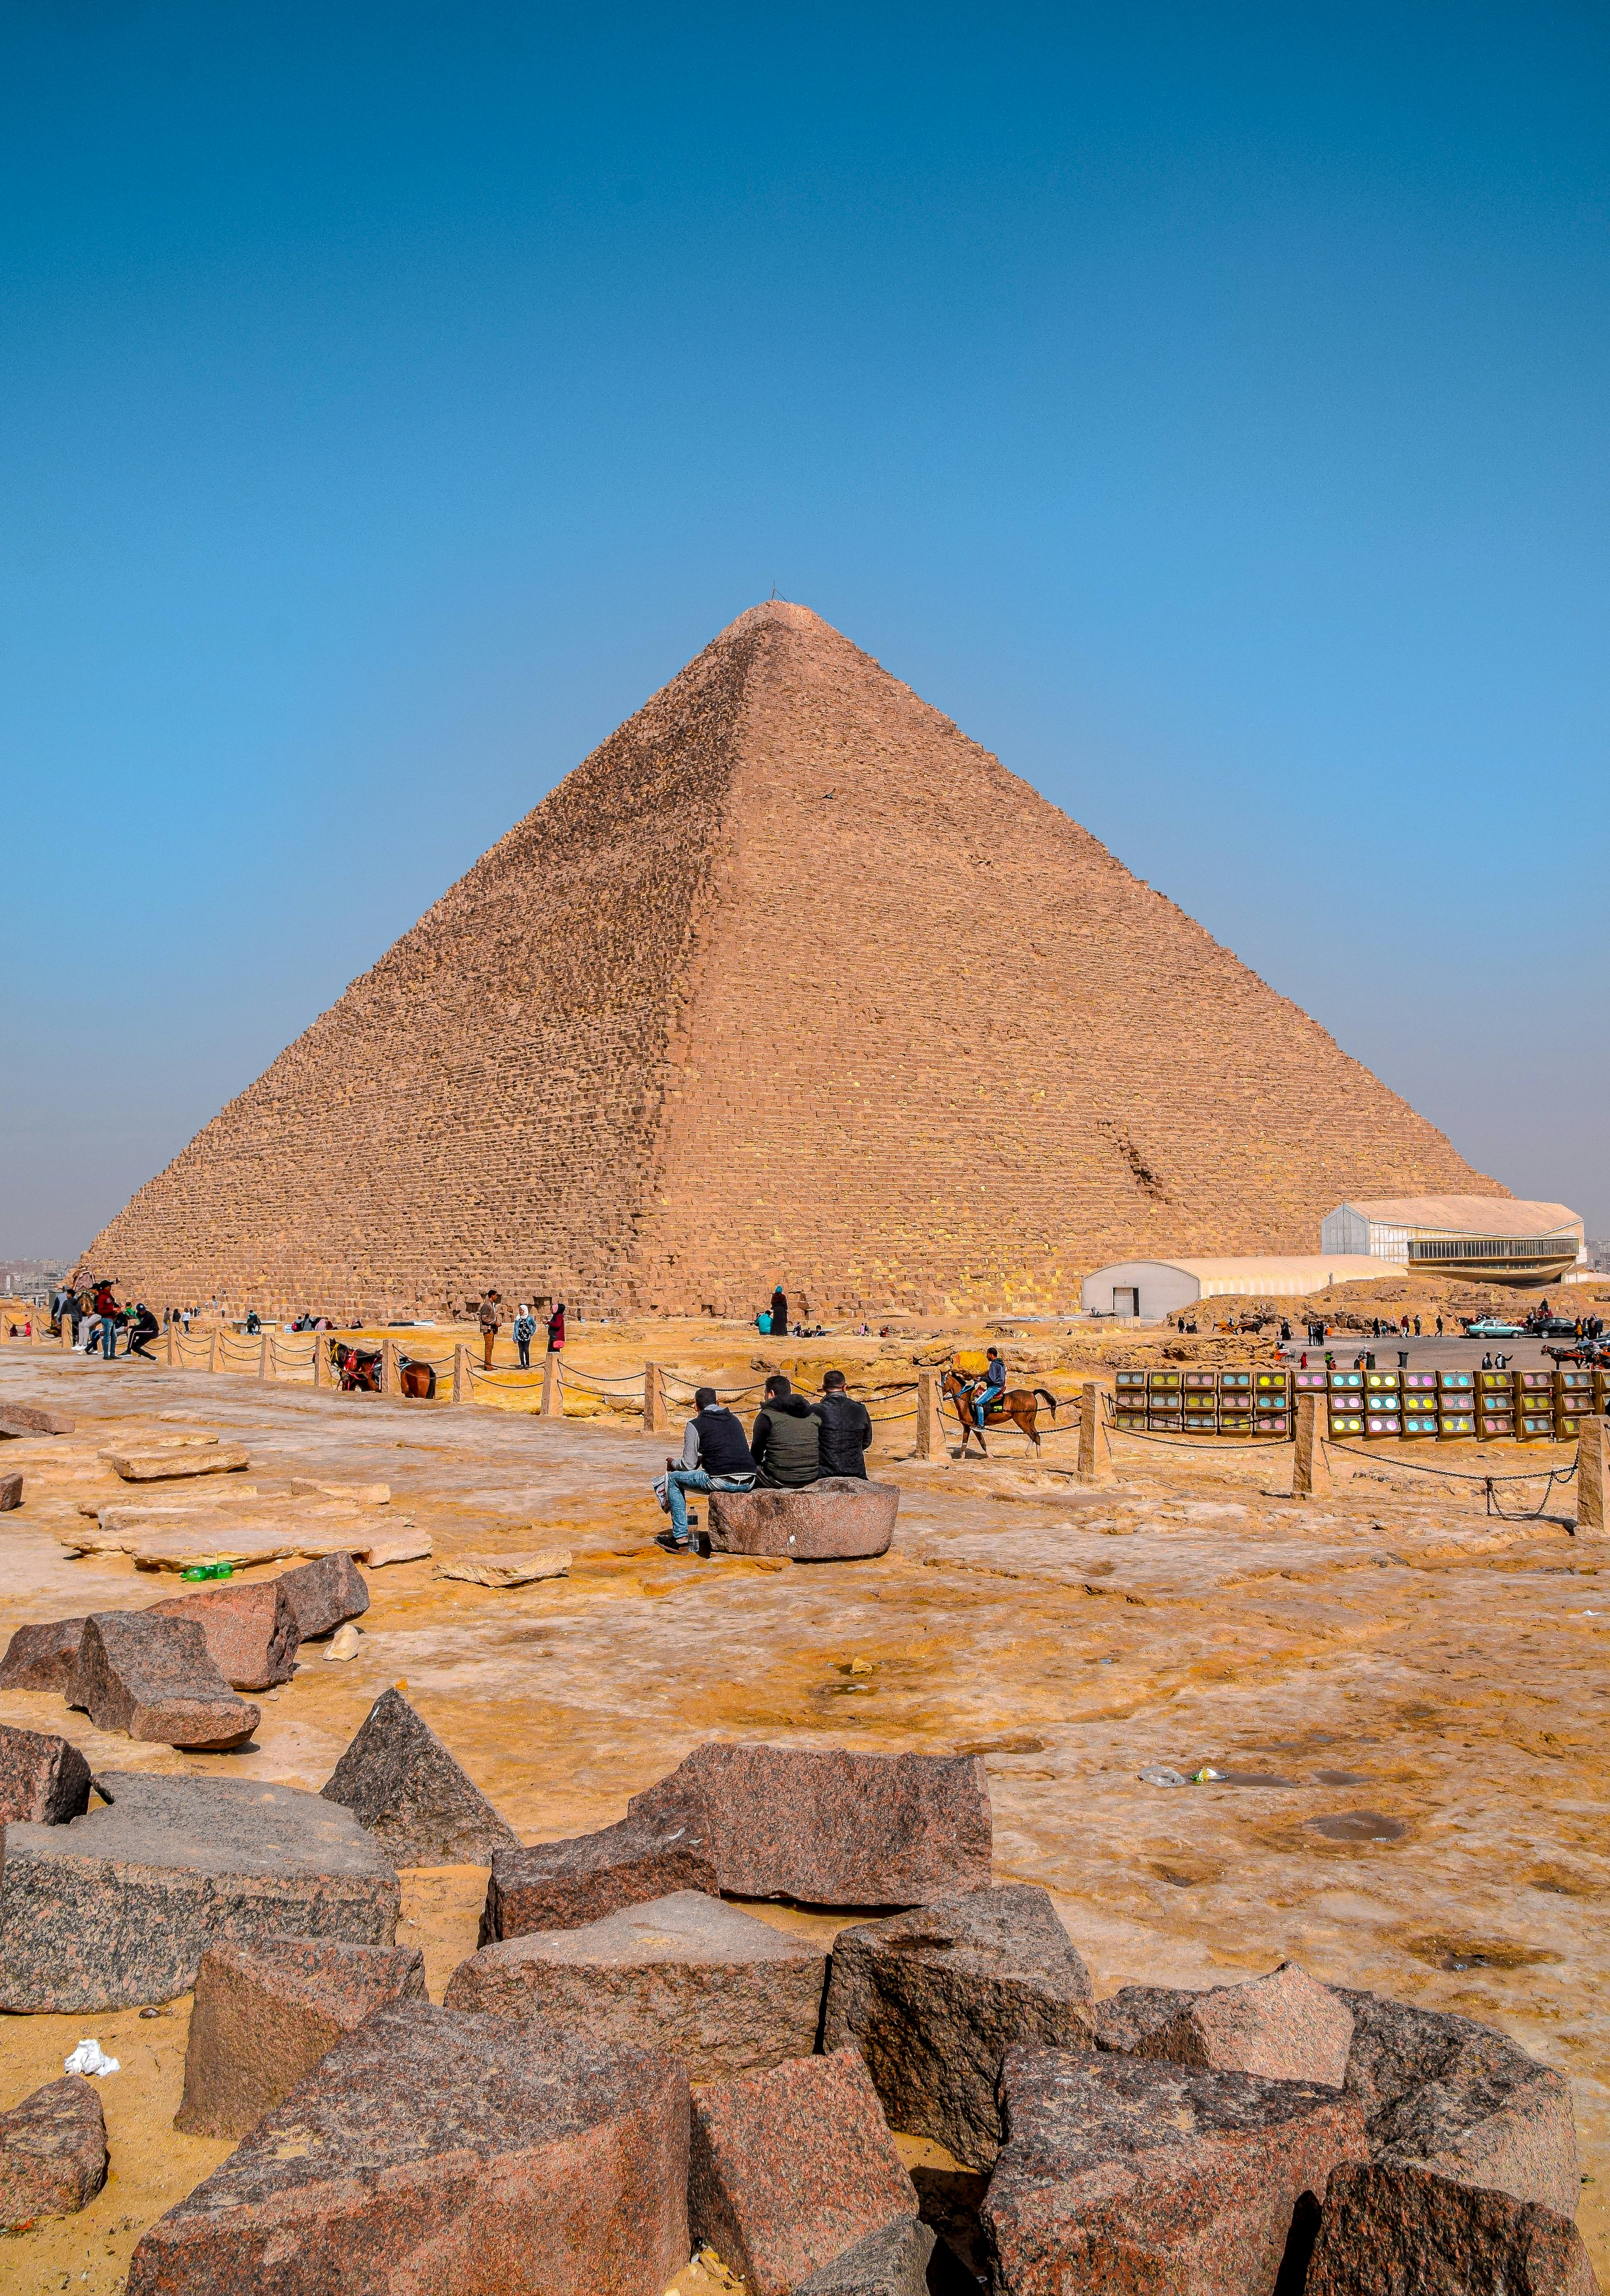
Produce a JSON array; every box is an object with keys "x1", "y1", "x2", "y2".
[{"x1": 1111, "y1": 1366, "x2": 1605, "y2": 1444}]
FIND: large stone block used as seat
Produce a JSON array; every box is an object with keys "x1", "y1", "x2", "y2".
[
  {"x1": 480, "y1": 1792, "x2": 717, "y2": 1942},
  {"x1": 320, "y1": 1688, "x2": 520, "y2": 1867},
  {"x1": 707, "y1": 1477, "x2": 899, "y2": 1562},
  {"x1": 68, "y1": 1611, "x2": 260, "y2": 1750},
  {"x1": 982, "y1": 2047, "x2": 1369, "y2": 2296},
  {"x1": 177, "y1": 1936, "x2": 429, "y2": 2138},
  {"x1": 690, "y1": 2048, "x2": 921, "y2": 2296},
  {"x1": 0, "y1": 1772, "x2": 400, "y2": 2011},
  {"x1": 1336, "y1": 1987, "x2": 1581, "y2": 2219},
  {"x1": 272, "y1": 1551, "x2": 369, "y2": 1640},
  {"x1": 1307, "y1": 2160, "x2": 1597, "y2": 2296},
  {"x1": 0, "y1": 1722, "x2": 93, "y2": 1825},
  {"x1": 128, "y1": 2002, "x2": 690, "y2": 2296},
  {"x1": 0, "y1": 2076, "x2": 108, "y2": 2232},
  {"x1": 146, "y1": 1579, "x2": 301, "y2": 1691},
  {"x1": 0, "y1": 1615, "x2": 88, "y2": 1693},
  {"x1": 629, "y1": 1741, "x2": 992, "y2": 1909},
  {"x1": 446, "y1": 1889, "x2": 827, "y2": 2077},
  {"x1": 823, "y1": 1884, "x2": 1094, "y2": 2169}
]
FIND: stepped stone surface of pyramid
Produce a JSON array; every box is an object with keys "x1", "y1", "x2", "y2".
[{"x1": 86, "y1": 602, "x2": 1501, "y2": 1316}]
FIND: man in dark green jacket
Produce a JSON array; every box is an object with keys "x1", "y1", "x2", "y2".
[{"x1": 750, "y1": 1374, "x2": 821, "y2": 1487}]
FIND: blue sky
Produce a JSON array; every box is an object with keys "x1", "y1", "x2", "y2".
[{"x1": 3, "y1": 3, "x2": 1606, "y2": 1255}]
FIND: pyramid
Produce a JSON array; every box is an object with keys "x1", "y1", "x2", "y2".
[{"x1": 86, "y1": 601, "x2": 1503, "y2": 1317}]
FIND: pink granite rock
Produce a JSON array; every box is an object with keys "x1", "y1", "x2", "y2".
[
  {"x1": 480, "y1": 1793, "x2": 717, "y2": 1941},
  {"x1": 177, "y1": 1936, "x2": 428, "y2": 2137},
  {"x1": 0, "y1": 2077, "x2": 107, "y2": 2231},
  {"x1": 0, "y1": 1402, "x2": 73, "y2": 1435},
  {"x1": 1134, "y1": 1962, "x2": 1353, "y2": 2088},
  {"x1": 0, "y1": 1722, "x2": 93, "y2": 1825},
  {"x1": 1307, "y1": 2160, "x2": 1597, "y2": 2296},
  {"x1": 272, "y1": 1551, "x2": 369, "y2": 1640},
  {"x1": 320, "y1": 1689, "x2": 520, "y2": 1867},
  {"x1": 145, "y1": 1579, "x2": 301, "y2": 1691},
  {"x1": 0, "y1": 1616, "x2": 84, "y2": 1693},
  {"x1": 690, "y1": 2049, "x2": 920, "y2": 2296},
  {"x1": 983, "y1": 2047, "x2": 1369, "y2": 2296},
  {"x1": 129, "y1": 2003, "x2": 689, "y2": 2296},
  {"x1": 0, "y1": 1469, "x2": 21, "y2": 1511},
  {"x1": 629, "y1": 1741, "x2": 991, "y2": 1908},
  {"x1": 707, "y1": 1477, "x2": 899, "y2": 1560},
  {"x1": 68, "y1": 1611, "x2": 259, "y2": 1750}
]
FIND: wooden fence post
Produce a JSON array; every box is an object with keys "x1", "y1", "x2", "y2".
[
  {"x1": 166, "y1": 1321, "x2": 177, "y2": 1367},
  {"x1": 1293, "y1": 1393, "x2": 1332, "y2": 1498},
  {"x1": 1577, "y1": 1416, "x2": 1606, "y2": 1535},
  {"x1": 452, "y1": 1344, "x2": 470, "y2": 1405},
  {"x1": 62, "y1": 1318, "x2": 75, "y2": 1352},
  {"x1": 644, "y1": 1363, "x2": 668, "y2": 1435},
  {"x1": 1077, "y1": 1381, "x2": 1114, "y2": 1484},
  {"x1": 381, "y1": 1337, "x2": 398, "y2": 1397},
  {"x1": 541, "y1": 1353, "x2": 561, "y2": 1418},
  {"x1": 258, "y1": 1335, "x2": 270, "y2": 1381},
  {"x1": 915, "y1": 1372, "x2": 946, "y2": 1459},
  {"x1": 209, "y1": 1327, "x2": 221, "y2": 1374}
]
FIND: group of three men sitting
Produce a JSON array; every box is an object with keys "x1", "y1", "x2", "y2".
[{"x1": 656, "y1": 1372, "x2": 872, "y2": 1553}]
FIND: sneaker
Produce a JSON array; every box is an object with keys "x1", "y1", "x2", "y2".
[{"x1": 654, "y1": 1530, "x2": 691, "y2": 1552}]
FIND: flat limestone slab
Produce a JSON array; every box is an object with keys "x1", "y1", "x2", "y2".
[
  {"x1": 707, "y1": 1477, "x2": 899, "y2": 1561},
  {"x1": 445, "y1": 1889, "x2": 827, "y2": 2077},
  {"x1": 128, "y1": 2002, "x2": 690, "y2": 2296},
  {"x1": 104, "y1": 1446, "x2": 250, "y2": 1482},
  {"x1": 0, "y1": 1771, "x2": 400, "y2": 2011},
  {"x1": 177, "y1": 1936, "x2": 428, "y2": 2138},
  {"x1": 435, "y1": 1548, "x2": 570, "y2": 1587},
  {"x1": 629, "y1": 1740, "x2": 993, "y2": 1908}
]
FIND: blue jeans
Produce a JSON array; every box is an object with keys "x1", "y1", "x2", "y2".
[
  {"x1": 101, "y1": 1320, "x2": 117, "y2": 1359},
  {"x1": 973, "y1": 1385, "x2": 1002, "y2": 1427},
  {"x1": 666, "y1": 1469, "x2": 754, "y2": 1541}
]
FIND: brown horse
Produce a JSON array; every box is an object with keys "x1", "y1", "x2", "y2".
[
  {"x1": 330, "y1": 1344, "x2": 437, "y2": 1399},
  {"x1": 940, "y1": 1367, "x2": 1064, "y2": 1456},
  {"x1": 398, "y1": 1355, "x2": 437, "y2": 1399}
]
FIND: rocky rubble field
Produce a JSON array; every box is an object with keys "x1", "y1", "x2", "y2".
[{"x1": 0, "y1": 1341, "x2": 1604, "y2": 2293}]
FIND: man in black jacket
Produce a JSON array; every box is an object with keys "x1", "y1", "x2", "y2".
[
  {"x1": 750, "y1": 1374, "x2": 821, "y2": 1488},
  {"x1": 812, "y1": 1370, "x2": 873, "y2": 1478},
  {"x1": 657, "y1": 1386, "x2": 758, "y2": 1551}
]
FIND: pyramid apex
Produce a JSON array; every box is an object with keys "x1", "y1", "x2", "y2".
[{"x1": 718, "y1": 597, "x2": 836, "y2": 642}]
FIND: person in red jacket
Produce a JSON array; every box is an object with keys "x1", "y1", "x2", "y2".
[{"x1": 546, "y1": 1301, "x2": 566, "y2": 1353}]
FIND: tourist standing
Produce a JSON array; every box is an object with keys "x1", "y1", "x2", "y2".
[
  {"x1": 478, "y1": 1294, "x2": 501, "y2": 1370},
  {"x1": 547, "y1": 1300, "x2": 566, "y2": 1355},
  {"x1": 513, "y1": 1304, "x2": 536, "y2": 1369},
  {"x1": 770, "y1": 1284, "x2": 788, "y2": 1340}
]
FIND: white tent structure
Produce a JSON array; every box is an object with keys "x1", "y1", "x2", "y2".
[{"x1": 1080, "y1": 1256, "x2": 1391, "y2": 1320}]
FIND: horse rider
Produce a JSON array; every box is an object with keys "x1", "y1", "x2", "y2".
[{"x1": 971, "y1": 1347, "x2": 1007, "y2": 1429}]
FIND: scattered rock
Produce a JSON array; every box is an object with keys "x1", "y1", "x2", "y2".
[
  {"x1": 690, "y1": 2049, "x2": 920, "y2": 2296},
  {"x1": 128, "y1": 2003, "x2": 690, "y2": 2295},
  {"x1": 435, "y1": 1548, "x2": 570, "y2": 1587},
  {"x1": 0, "y1": 1615, "x2": 86, "y2": 1694},
  {"x1": 272, "y1": 1551, "x2": 369, "y2": 1639},
  {"x1": 176, "y1": 1936, "x2": 428, "y2": 2138},
  {"x1": 446, "y1": 1889, "x2": 827, "y2": 2076},
  {"x1": 67, "y1": 1610, "x2": 261, "y2": 1749},
  {"x1": 1090, "y1": 1984, "x2": 1200, "y2": 2055},
  {"x1": 324, "y1": 1621, "x2": 362, "y2": 1660},
  {"x1": 0, "y1": 1722, "x2": 93, "y2": 1825},
  {"x1": 103, "y1": 1444, "x2": 250, "y2": 1481},
  {"x1": 1307, "y1": 2160, "x2": 1597, "y2": 2296},
  {"x1": 0, "y1": 1469, "x2": 21, "y2": 1510},
  {"x1": 0, "y1": 1402, "x2": 74, "y2": 1436},
  {"x1": 0, "y1": 1771, "x2": 400, "y2": 2011},
  {"x1": 1132, "y1": 1962, "x2": 1354, "y2": 2089},
  {"x1": 1336, "y1": 1988, "x2": 1581, "y2": 2216},
  {"x1": 707, "y1": 1479, "x2": 899, "y2": 1561},
  {"x1": 983, "y1": 2047, "x2": 1369, "y2": 2296},
  {"x1": 629, "y1": 1741, "x2": 992, "y2": 1908},
  {"x1": 796, "y1": 2216, "x2": 938, "y2": 2296},
  {"x1": 823, "y1": 1884, "x2": 1094, "y2": 2168},
  {"x1": 356, "y1": 1529, "x2": 432, "y2": 1566},
  {"x1": 145, "y1": 1578, "x2": 302, "y2": 1691},
  {"x1": 481, "y1": 1795, "x2": 718, "y2": 1940},
  {"x1": 320, "y1": 1687, "x2": 521, "y2": 1865},
  {"x1": 0, "y1": 2077, "x2": 108, "y2": 2232},
  {"x1": 289, "y1": 1478, "x2": 390, "y2": 1505}
]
